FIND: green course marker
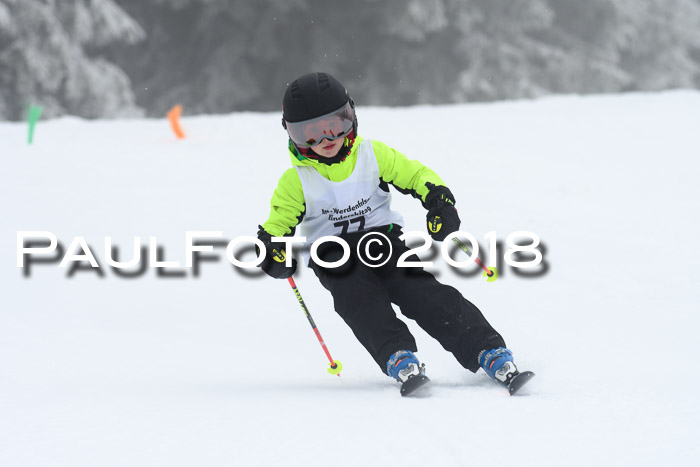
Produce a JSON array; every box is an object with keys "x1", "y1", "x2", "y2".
[{"x1": 27, "y1": 105, "x2": 43, "y2": 144}]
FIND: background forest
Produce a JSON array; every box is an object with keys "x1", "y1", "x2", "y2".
[{"x1": 1, "y1": 0, "x2": 699, "y2": 120}]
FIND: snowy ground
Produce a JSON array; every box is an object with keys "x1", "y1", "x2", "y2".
[{"x1": 1, "y1": 91, "x2": 699, "y2": 466}]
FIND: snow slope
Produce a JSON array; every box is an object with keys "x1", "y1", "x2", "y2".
[{"x1": 1, "y1": 91, "x2": 699, "y2": 467}]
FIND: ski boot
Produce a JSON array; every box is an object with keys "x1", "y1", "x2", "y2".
[
  {"x1": 387, "y1": 350, "x2": 430, "y2": 397},
  {"x1": 479, "y1": 347, "x2": 535, "y2": 395}
]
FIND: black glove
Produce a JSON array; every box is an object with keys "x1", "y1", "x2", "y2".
[
  {"x1": 257, "y1": 226, "x2": 297, "y2": 279},
  {"x1": 424, "y1": 182, "x2": 460, "y2": 241}
]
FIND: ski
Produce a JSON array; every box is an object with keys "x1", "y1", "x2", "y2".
[
  {"x1": 400, "y1": 374, "x2": 431, "y2": 397},
  {"x1": 397, "y1": 371, "x2": 532, "y2": 397},
  {"x1": 507, "y1": 370, "x2": 535, "y2": 395}
]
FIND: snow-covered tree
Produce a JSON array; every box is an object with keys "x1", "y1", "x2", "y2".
[
  {"x1": 0, "y1": 0, "x2": 145, "y2": 120},
  {"x1": 2, "y1": 0, "x2": 699, "y2": 120},
  {"x1": 616, "y1": 0, "x2": 700, "y2": 90},
  {"x1": 542, "y1": 0, "x2": 700, "y2": 94}
]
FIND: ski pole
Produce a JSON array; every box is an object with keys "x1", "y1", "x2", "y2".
[
  {"x1": 287, "y1": 277, "x2": 342, "y2": 376},
  {"x1": 452, "y1": 237, "x2": 498, "y2": 282}
]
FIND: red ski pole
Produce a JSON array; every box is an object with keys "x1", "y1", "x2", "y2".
[
  {"x1": 452, "y1": 237, "x2": 499, "y2": 282},
  {"x1": 287, "y1": 277, "x2": 342, "y2": 376}
]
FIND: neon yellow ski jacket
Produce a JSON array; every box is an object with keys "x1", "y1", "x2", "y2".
[{"x1": 261, "y1": 136, "x2": 447, "y2": 237}]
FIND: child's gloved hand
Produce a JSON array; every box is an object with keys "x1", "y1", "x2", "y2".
[
  {"x1": 424, "y1": 182, "x2": 460, "y2": 241},
  {"x1": 257, "y1": 226, "x2": 297, "y2": 279}
]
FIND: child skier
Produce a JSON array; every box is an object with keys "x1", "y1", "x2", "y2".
[{"x1": 256, "y1": 72, "x2": 532, "y2": 395}]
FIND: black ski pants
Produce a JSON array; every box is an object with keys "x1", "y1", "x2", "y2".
[{"x1": 310, "y1": 230, "x2": 505, "y2": 374}]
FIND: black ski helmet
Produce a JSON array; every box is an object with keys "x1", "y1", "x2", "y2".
[{"x1": 282, "y1": 72, "x2": 358, "y2": 157}]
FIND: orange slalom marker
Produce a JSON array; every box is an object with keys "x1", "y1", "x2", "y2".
[{"x1": 167, "y1": 104, "x2": 186, "y2": 139}]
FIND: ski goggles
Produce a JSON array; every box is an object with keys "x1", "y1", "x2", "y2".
[{"x1": 285, "y1": 101, "x2": 354, "y2": 148}]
